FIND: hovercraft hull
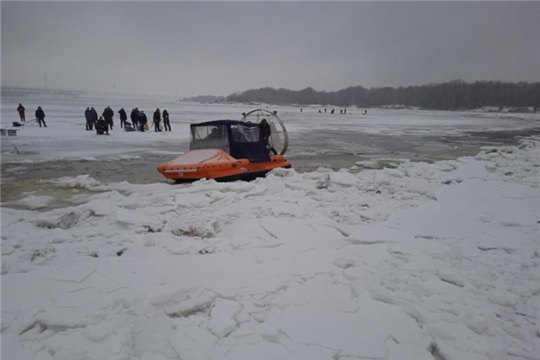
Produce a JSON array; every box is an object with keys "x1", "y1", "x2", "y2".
[{"x1": 157, "y1": 149, "x2": 291, "y2": 183}]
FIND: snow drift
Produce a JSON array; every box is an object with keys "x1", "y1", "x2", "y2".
[{"x1": 2, "y1": 137, "x2": 540, "y2": 360}]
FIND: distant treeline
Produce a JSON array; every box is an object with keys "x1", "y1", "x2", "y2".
[
  {"x1": 185, "y1": 80, "x2": 540, "y2": 111},
  {"x1": 181, "y1": 94, "x2": 227, "y2": 103}
]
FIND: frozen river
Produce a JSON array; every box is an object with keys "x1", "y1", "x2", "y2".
[
  {"x1": 1, "y1": 92, "x2": 539, "y2": 200},
  {"x1": 2, "y1": 92, "x2": 540, "y2": 360}
]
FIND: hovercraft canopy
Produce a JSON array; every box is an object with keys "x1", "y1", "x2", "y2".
[{"x1": 190, "y1": 120, "x2": 270, "y2": 163}]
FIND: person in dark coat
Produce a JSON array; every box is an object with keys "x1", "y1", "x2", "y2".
[
  {"x1": 260, "y1": 119, "x2": 277, "y2": 155},
  {"x1": 130, "y1": 108, "x2": 139, "y2": 128},
  {"x1": 118, "y1": 108, "x2": 128, "y2": 128},
  {"x1": 95, "y1": 116, "x2": 109, "y2": 135},
  {"x1": 35, "y1": 106, "x2": 47, "y2": 127},
  {"x1": 162, "y1": 109, "x2": 171, "y2": 131},
  {"x1": 17, "y1": 104, "x2": 26, "y2": 122},
  {"x1": 85, "y1": 107, "x2": 93, "y2": 130},
  {"x1": 102, "y1": 106, "x2": 114, "y2": 130},
  {"x1": 153, "y1": 108, "x2": 161, "y2": 132},
  {"x1": 90, "y1": 107, "x2": 98, "y2": 127},
  {"x1": 138, "y1": 110, "x2": 148, "y2": 132}
]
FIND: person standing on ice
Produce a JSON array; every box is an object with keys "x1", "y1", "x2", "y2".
[
  {"x1": 138, "y1": 110, "x2": 148, "y2": 132},
  {"x1": 102, "y1": 106, "x2": 114, "y2": 130},
  {"x1": 90, "y1": 107, "x2": 98, "y2": 128},
  {"x1": 17, "y1": 103, "x2": 26, "y2": 122},
  {"x1": 35, "y1": 106, "x2": 46, "y2": 127},
  {"x1": 130, "y1": 108, "x2": 139, "y2": 128},
  {"x1": 260, "y1": 119, "x2": 277, "y2": 155},
  {"x1": 84, "y1": 107, "x2": 93, "y2": 130},
  {"x1": 153, "y1": 108, "x2": 162, "y2": 132},
  {"x1": 118, "y1": 108, "x2": 128, "y2": 128},
  {"x1": 162, "y1": 109, "x2": 171, "y2": 131}
]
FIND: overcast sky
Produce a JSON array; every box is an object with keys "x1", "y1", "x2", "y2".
[{"x1": 2, "y1": 1, "x2": 539, "y2": 97}]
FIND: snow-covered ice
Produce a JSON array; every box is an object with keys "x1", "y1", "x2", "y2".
[
  {"x1": 2, "y1": 120, "x2": 540, "y2": 360},
  {"x1": 2, "y1": 92, "x2": 539, "y2": 164},
  {"x1": 2, "y1": 93, "x2": 540, "y2": 358}
]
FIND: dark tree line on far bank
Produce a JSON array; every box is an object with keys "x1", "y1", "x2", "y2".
[{"x1": 186, "y1": 80, "x2": 540, "y2": 111}]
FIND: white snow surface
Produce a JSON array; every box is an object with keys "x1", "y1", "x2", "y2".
[{"x1": 2, "y1": 134, "x2": 540, "y2": 360}]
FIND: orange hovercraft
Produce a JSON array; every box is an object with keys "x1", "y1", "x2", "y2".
[{"x1": 157, "y1": 109, "x2": 292, "y2": 183}]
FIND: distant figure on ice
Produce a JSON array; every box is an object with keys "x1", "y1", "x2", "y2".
[
  {"x1": 260, "y1": 119, "x2": 277, "y2": 155},
  {"x1": 95, "y1": 116, "x2": 109, "y2": 135},
  {"x1": 318, "y1": 109, "x2": 322, "y2": 113},
  {"x1": 331, "y1": 109, "x2": 335, "y2": 114},
  {"x1": 35, "y1": 106, "x2": 47, "y2": 127},
  {"x1": 138, "y1": 110, "x2": 148, "y2": 132},
  {"x1": 163, "y1": 109, "x2": 171, "y2": 131},
  {"x1": 130, "y1": 108, "x2": 139, "y2": 129},
  {"x1": 118, "y1": 108, "x2": 128, "y2": 128},
  {"x1": 17, "y1": 103, "x2": 26, "y2": 122},
  {"x1": 364, "y1": 110, "x2": 367, "y2": 115},
  {"x1": 300, "y1": 108, "x2": 303, "y2": 112},
  {"x1": 85, "y1": 107, "x2": 93, "y2": 130},
  {"x1": 102, "y1": 106, "x2": 114, "y2": 130},
  {"x1": 153, "y1": 108, "x2": 162, "y2": 132}
]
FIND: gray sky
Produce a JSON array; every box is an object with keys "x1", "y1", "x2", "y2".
[{"x1": 2, "y1": 1, "x2": 539, "y2": 97}]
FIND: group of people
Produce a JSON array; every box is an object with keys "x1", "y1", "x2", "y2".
[
  {"x1": 16, "y1": 103, "x2": 47, "y2": 127},
  {"x1": 83, "y1": 106, "x2": 172, "y2": 135},
  {"x1": 83, "y1": 107, "x2": 99, "y2": 130},
  {"x1": 315, "y1": 108, "x2": 367, "y2": 115},
  {"x1": 317, "y1": 108, "x2": 349, "y2": 114},
  {"x1": 14, "y1": 103, "x2": 174, "y2": 134},
  {"x1": 150, "y1": 108, "x2": 171, "y2": 132},
  {"x1": 83, "y1": 106, "x2": 116, "y2": 134},
  {"x1": 129, "y1": 108, "x2": 171, "y2": 132}
]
